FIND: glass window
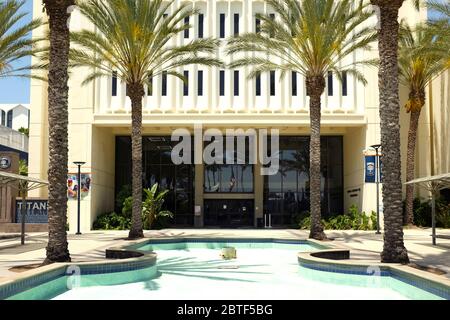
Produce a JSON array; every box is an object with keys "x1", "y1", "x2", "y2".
[
  {"x1": 115, "y1": 136, "x2": 194, "y2": 227},
  {"x1": 328, "y1": 71, "x2": 333, "y2": 96},
  {"x1": 269, "y1": 14, "x2": 275, "y2": 37},
  {"x1": 198, "y1": 70, "x2": 203, "y2": 96},
  {"x1": 204, "y1": 136, "x2": 254, "y2": 193},
  {"x1": 255, "y1": 18, "x2": 261, "y2": 33},
  {"x1": 183, "y1": 71, "x2": 189, "y2": 96},
  {"x1": 234, "y1": 70, "x2": 239, "y2": 96},
  {"x1": 342, "y1": 71, "x2": 348, "y2": 96},
  {"x1": 6, "y1": 110, "x2": 13, "y2": 128},
  {"x1": 292, "y1": 71, "x2": 297, "y2": 96},
  {"x1": 270, "y1": 71, "x2": 276, "y2": 96},
  {"x1": 112, "y1": 71, "x2": 117, "y2": 96},
  {"x1": 264, "y1": 136, "x2": 343, "y2": 226},
  {"x1": 220, "y1": 13, "x2": 225, "y2": 38},
  {"x1": 162, "y1": 71, "x2": 167, "y2": 96},
  {"x1": 198, "y1": 14, "x2": 204, "y2": 38},
  {"x1": 1, "y1": 110, "x2": 5, "y2": 126},
  {"x1": 255, "y1": 72, "x2": 261, "y2": 96},
  {"x1": 148, "y1": 72, "x2": 153, "y2": 96},
  {"x1": 184, "y1": 16, "x2": 189, "y2": 38},
  {"x1": 234, "y1": 13, "x2": 239, "y2": 36},
  {"x1": 219, "y1": 70, "x2": 225, "y2": 96}
]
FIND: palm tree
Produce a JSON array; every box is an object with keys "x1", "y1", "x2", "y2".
[
  {"x1": 400, "y1": 24, "x2": 449, "y2": 226},
  {"x1": 370, "y1": 0, "x2": 423, "y2": 263},
  {"x1": 226, "y1": 0, "x2": 375, "y2": 240},
  {"x1": 42, "y1": 0, "x2": 75, "y2": 264},
  {"x1": 70, "y1": 0, "x2": 222, "y2": 239},
  {"x1": 0, "y1": 0, "x2": 41, "y2": 78}
]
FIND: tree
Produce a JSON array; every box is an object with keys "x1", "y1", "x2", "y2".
[
  {"x1": 0, "y1": 0, "x2": 41, "y2": 79},
  {"x1": 400, "y1": 23, "x2": 449, "y2": 226},
  {"x1": 226, "y1": 0, "x2": 375, "y2": 240},
  {"x1": 70, "y1": 0, "x2": 222, "y2": 239},
  {"x1": 369, "y1": 0, "x2": 425, "y2": 263},
  {"x1": 42, "y1": 0, "x2": 75, "y2": 264}
]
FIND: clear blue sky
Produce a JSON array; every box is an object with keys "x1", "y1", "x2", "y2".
[
  {"x1": 0, "y1": 0, "x2": 33, "y2": 104},
  {"x1": 0, "y1": 0, "x2": 446, "y2": 104}
]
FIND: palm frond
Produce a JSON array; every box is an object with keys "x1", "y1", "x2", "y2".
[{"x1": 70, "y1": 0, "x2": 222, "y2": 92}]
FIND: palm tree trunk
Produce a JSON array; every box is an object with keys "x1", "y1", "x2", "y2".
[
  {"x1": 44, "y1": 1, "x2": 73, "y2": 264},
  {"x1": 404, "y1": 99, "x2": 424, "y2": 225},
  {"x1": 127, "y1": 83, "x2": 145, "y2": 239},
  {"x1": 373, "y1": 0, "x2": 409, "y2": 263},
  {"x1": 306, "y1": 75, "x2": 327, "y2": 240}
]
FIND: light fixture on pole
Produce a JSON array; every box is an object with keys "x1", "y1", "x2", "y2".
[
  {"x1": 370, "y1": 144, "x2": 382, "y2": 234},
  {"x1": 73, "y1": 161, "x2": 86, "y2": 235}
]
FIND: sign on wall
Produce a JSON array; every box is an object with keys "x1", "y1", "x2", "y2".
[
  {"x1": 15, "y1": 199, "x2": 48, "y2": 224},
  {"x1": 67, "y1": 173, "x2": 92, "y2": 200}
]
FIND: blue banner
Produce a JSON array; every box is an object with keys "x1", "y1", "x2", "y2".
[
  {"x1": 365, "y1": 155, "x2": 376, "y2": 183},
  {"x1": 15, "y1": 199, "x2": 48, "y2": 224}
]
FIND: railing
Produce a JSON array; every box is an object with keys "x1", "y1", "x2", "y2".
[{"x1": 0, "y1": 126, "x2": 28, "y2": 153}]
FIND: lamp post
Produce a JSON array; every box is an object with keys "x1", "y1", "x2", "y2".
[
  {"x1": 73, "y1": 161, "x2": 86, "y2": 235},
  {"x1": 370, "y1": 144, "x2": 382, "y2": 234}
]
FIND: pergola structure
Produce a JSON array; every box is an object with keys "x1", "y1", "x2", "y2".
[
  {"x1": 0, "y1": 172, "x2": 48, "y2": 245},
  {"x1": 405, "y1": 173, "x2": 450, "y2": 245}
]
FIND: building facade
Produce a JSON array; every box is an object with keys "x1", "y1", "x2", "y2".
[
  {"x1": 0, "y1": 104, "x2": 30, "y2": 131},
  {"x1": 28, "y1": 1, "x2": 449, "y2": 232}
]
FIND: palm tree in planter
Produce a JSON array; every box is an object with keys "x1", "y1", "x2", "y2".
[
  {"x1": 0, "y1": 0, "x2": 41, "y2": 79},
  {"x1": 400, "y1": 24, "x2": 449, "y2": 226},
  {"x1": 71, "y1": 0, "x2": 222, "y2": 239},
  {"x1": 42, "y1": 0, "x2": 76, "y2": 264},
  {"x1": 226, "y1": 0, "x2": 375, "y2": 240},
  {"x1": 369, "y1": 0, "x2": 422, "y2": 263}
]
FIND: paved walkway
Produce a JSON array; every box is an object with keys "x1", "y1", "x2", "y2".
[{"x1": 0, "y1": 228, "x2": 449, "y2": 281}]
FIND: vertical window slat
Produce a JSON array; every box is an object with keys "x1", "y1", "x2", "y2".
[
  {"x1": 198, "y1": 70, "x2": 203, "y2": 96},
  {"x1": 220, "y1": 14, "x2": 225, "y2": 38},
  {"x1": 219, "y1": 70, "x2": 225, "y2": 96},
  {"x1": 183, "y1": 71, "x2": 189, "y2": 96}
]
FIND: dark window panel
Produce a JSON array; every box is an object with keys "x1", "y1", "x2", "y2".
[
  {"x1": 292, "y1": 71, "x2": 297, "y2": 96},
  {"x1": 198, "y1": 70, "x2": 203, "y2": 96},
  {"x1": 219, "y1": 70, "x2": 225, "y2": 96},
  {"x1": 270, "y1": 71, "x2": 276, "y2": 96},
  {"x1": 234, "y1": 13, "x2": 239, "y2": 36},
  {"x1": 269, "y1": 14, "x2": 275, "y2": 37},
  {"x1": 220, "y1": 13, "x2": 225, "y2": 38},
  {"x1": 148, "y1": 73, "x2": 153, "y2": 96},
  {"x1": 184, "y1": 16, "x2": 189, "y2": 38},
  {"x1": 342, "y1": 71, "x2": 348, "y2": 96},
  {"x1": 183, "y1": 70, "x2": 189, "y2": 96},
  {"x1": 234, "y1": 70, "x2": 239, "y2": 96},
  {"x1": 162, "y1": 71, "x2": 167, "y2": 96},
  {"x1": 112, "y1": 71, "x2": 117, "y2": 96},
  {"x1": 198, "y1": 14, "x2": 204, "y2": 38},
  {"x1": 255, "y1": 72, "x2": 261, "y2": 96},
  {"x1": 255, "y1": 17, "x2": 261, "y2": 33},
  {"x1": 328, "y1": 71, "x2": 333, "y2": 96}
]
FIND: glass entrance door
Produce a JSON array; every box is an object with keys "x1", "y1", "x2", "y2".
[{"x1": 204, "y1": 199, "x2": 254, "y2": 227}]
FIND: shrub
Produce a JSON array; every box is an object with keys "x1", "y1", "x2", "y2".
[
  {"x1": 93, "y1": 211, "x2": 130, "y2": 230},
  {"x1": 410, "y1": 197, "x2": 450, "y2": 228},
  {"x1": 298, "y1": 205, "x2": 377, "y2": 231}
]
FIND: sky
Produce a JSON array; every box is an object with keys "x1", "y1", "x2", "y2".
[
  {"x1": 0, "y1": 0, "x2": 33, "y2": 104},
  {"x1": 0, "y1": 0, "x2": 447, "y2": 104}
]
